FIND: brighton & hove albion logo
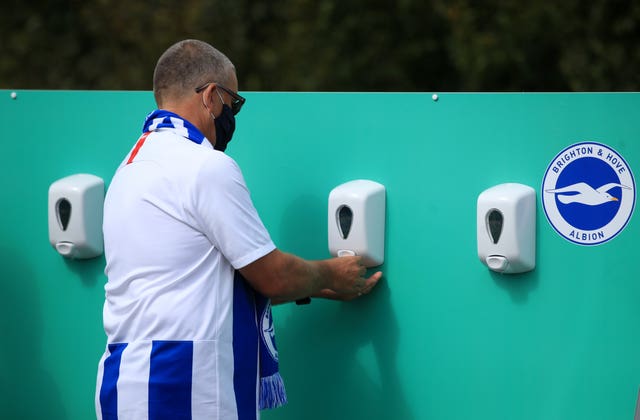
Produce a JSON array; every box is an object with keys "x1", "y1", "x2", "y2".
[
  {"x1": 542, "y1": 141, "x2": 635, "y2": 245},
  {"x1": 260, "y1": 301, "x2": 279, "y2": 362}
]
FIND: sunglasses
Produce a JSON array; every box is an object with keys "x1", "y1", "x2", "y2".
[{"x1": 195, "y1": 82, "x2": 246, "y2": 115}]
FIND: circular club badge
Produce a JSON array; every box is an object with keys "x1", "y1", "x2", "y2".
[{"x1": 542, "y1": 141, "x2": 635, "y2": 245}]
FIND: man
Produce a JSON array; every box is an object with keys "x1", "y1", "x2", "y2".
[{"x1": 95, "y1": 39, "x2": 381, "y2": 420}]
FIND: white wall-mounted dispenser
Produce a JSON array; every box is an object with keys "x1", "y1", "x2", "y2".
[
  {"x1": 477, "y1": 183, "x2": 536, "y2": 274},
  {"x1": 328, "y1": 179, "x2": 386, "y2": 267},
  {"x1": 48, "y1": 174, "x2": 105, "y2": 259}
]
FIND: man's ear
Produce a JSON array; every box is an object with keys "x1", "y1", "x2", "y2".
[{"x1": 206, "y1": 83, "x2": 220, "y2": 110}]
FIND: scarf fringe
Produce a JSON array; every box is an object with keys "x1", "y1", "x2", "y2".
[{"x1": 259, "y1": 372, "x2": 288, "y2": 409}]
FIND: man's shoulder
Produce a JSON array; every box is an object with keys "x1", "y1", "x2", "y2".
[{"x1": 151, "y1": 130, "x2": 235, "y2": 166}]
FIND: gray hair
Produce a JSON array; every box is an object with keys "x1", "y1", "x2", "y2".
[{"x1": 153, "y1": 39, "x2": 234, "y2": 106}]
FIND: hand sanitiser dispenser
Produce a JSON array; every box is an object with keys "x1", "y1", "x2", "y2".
[
  {"x1": 328, "y1": 180, "x2": 386, "y2": 267},
  {"x1": 48, "y1": 174, "x2": 105, "y2": 259},
  {"x1": 477, "y1": 183, "x2": 536, "y2": 274}
]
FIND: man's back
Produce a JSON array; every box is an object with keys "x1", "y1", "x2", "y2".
[
  {"x1": 97, "y1": 125, "x2": 275, "y2": 420},
  {"x1": 103, "y1": 129, "x2": 237, "y2": 342}
]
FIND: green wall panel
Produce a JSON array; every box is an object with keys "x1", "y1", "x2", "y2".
[{"x1": 0, "y1": 90, "x2": 638, "y2": 420}]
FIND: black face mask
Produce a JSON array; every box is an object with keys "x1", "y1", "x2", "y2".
[{"x1": 214, "y1": 104, "x2": 236, "y2": 152}]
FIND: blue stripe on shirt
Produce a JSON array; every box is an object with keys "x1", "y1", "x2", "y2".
[
  {"x1": 100, "y1": 343, "x2": 128, "y2": 420},
  {"x1": 149, "y1": 340, "x2": 194, "y2": 420}
]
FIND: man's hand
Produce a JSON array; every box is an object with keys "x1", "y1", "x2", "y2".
[{"x1": 317, "y1": 255, "x2": 382, "y2": 300}]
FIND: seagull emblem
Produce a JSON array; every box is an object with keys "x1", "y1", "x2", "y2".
[{"x1": 546, "y1": 182, "x2": 631, "y2": 206}]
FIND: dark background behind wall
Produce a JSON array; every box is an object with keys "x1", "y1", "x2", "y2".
[{"x1": 1, "y1": 0, "x2": 640, "y2": 92}]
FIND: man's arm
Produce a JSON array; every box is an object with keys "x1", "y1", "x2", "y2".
[{"x1": 239, "y1": 249, "x2": 382, "y2": 303}]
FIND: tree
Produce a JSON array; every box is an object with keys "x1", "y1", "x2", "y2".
[{"x1": 1, "y1": 0, "x2": 638, "y2": 91}]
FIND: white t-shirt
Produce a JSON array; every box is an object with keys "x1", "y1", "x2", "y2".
[{"x1": 96, "y1": 127, "x2": 275, "y2": 420}]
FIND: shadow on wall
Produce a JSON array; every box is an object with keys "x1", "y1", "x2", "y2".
[
  {"x1": 491, "y1": 269, "x2": 540, "y2": 303},
  {"x1": 275, "y1": 283, "x2": 413, "y2": 419},
  {"x1": 271, "y1": 195, "x2": 413, "y2": 420},
  {"x1": 0, "y1": 243, "x2": 67, "y2": 419},
  {"x1": 489, "y1": 214, "x2": 541, "y2": 303},
  {"x1": 63, "y1": 253, "x2": 106, "y2": 287}
]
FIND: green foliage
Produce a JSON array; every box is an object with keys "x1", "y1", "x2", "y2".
[{"x1": 1, "y1": 0, "x2": 639, "y2": 91}]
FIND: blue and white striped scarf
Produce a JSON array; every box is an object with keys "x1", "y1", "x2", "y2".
[
  {"x1": 234, "y1": 272, "x2": 288, "y2": 410},
  {"x1": 142, "y1": 109, "x2": 205, "y2": 144}
]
